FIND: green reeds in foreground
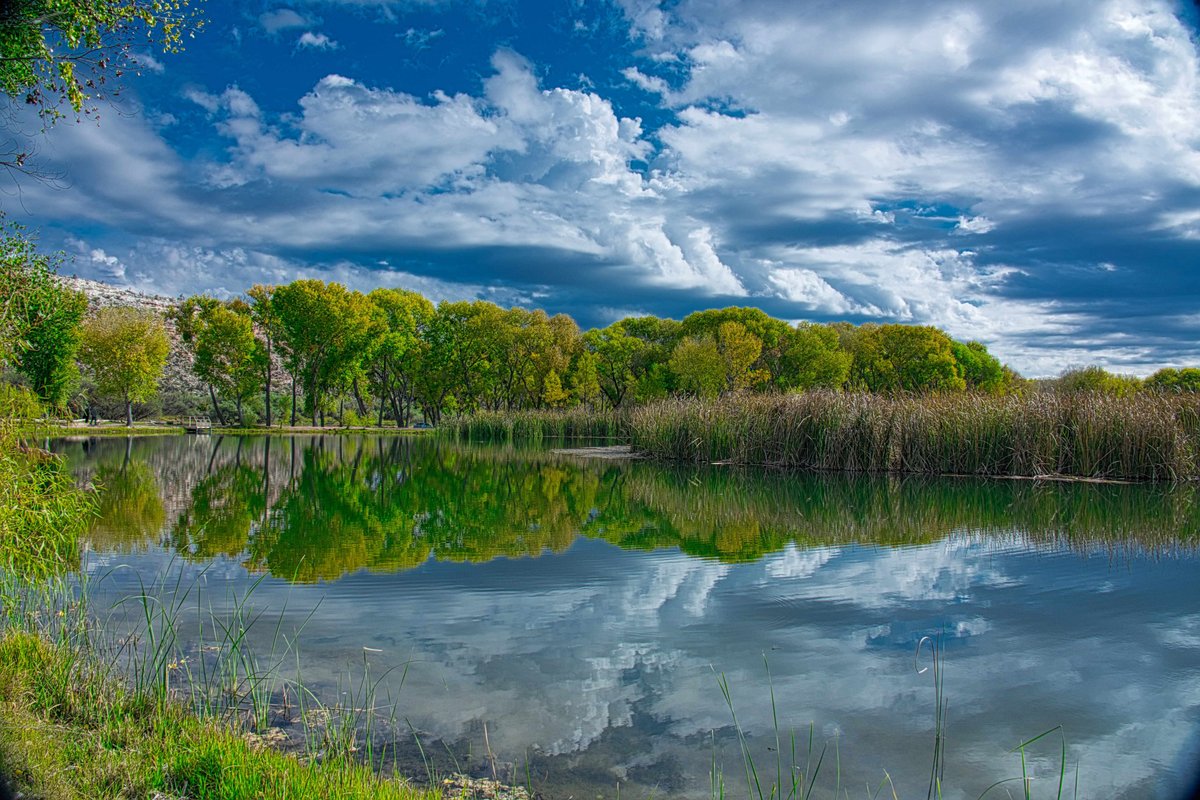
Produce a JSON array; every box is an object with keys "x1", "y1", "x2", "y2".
[
  {"x1": 627, "y1": 392, "x2": 1200, "y2": 481},
  {"x1": 0, "y1": 570, "x2": 437, "y2": 800},
  {"x1": 0, "y1": 628, "x2": 440, "y2": 800},
  {"x1": 0, "y1": 424, "x2": 95, "y2": 581}
]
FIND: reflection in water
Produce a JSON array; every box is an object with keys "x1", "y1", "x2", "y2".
[
  {"x1": 54, "y1": 435, "x2": 1200, "y2": 800},
  {"x1": 60, "y1": 434, "x2": 1200, "y2": 578}
]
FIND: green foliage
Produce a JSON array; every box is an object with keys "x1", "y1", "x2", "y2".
[
  {"x1": 78, "y1": 306, "x2": 169, "y2": 423},
  {"x1": 1144, "y1": 367, "x2": 1200, "y2": 394},
  {"x1": 0, "y1": 384, "x2": 44, "y2": 419},
  {"x1": 1055, "y1": 366, "x2": 1142, "y2": 397},
  {"x1": 271, "y1": 280, "x2": 384, "y2": 425},
  {"x1": 0, "y1": 426, "x2": 94, "y2": 579},
  {"x1": 779, "y1": 322, "x2": 850, "y2": 391},
  {"x1": 876, "y1": 324, "x2": 965, "y2": 392},
  {"x1": 14, "y1": 282, "x2": 87, "y2": 412},
  {"x1": 0, "y1": 0, "x2": 203, "y2": 125},
  {"x1": 669, "y1": 336, "x2": 725, "y2": 399},
  {"x1": 950, "y1": 340, "x2": 1008, "y2": 393}
]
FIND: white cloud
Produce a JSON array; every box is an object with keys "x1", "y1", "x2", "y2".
[{"x1": 296, "y1": 31, "x2": 339, "y2": 51}]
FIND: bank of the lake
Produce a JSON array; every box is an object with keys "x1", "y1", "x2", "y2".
[{"x1": 0, "y1": 630, "x2": 442, "y2": 800}]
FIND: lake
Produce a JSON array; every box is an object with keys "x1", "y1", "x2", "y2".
[{"x1": 52, "y1": 434, "x2": 1200, "y2": 800}]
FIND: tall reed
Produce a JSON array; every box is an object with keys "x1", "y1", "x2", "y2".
[
  {"x1": 441, "y1": 406, "x2": 628, "y2": 443},
  {"x1": 627, "y1": 392, "x2": 1200, "y2": 481}
]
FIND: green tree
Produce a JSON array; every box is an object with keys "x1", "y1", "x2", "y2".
[
  {"x1": 716, "y1": 321, "x2": 764, "y2": 392},
  {"x1": 77, "y1": 306, "x2": 168, "y2": 426},
  {"x1": 1144, "y1": 367, "x2": 1200, "y2": 393},
  {"x1": 271, "y1": 280, "x2": 383, "y2": 426},
  {"x1": 669, "y1": 336, "x2": 724, "y2": 399},
  {"x1": 877, "y1": 324, "x2": 965, "y2": 392},
  {"x1": 367, "y1": 287, "x2": 433, "y2": 426},
  {"x1": 950, "y1": 340, "x2": 1008, "y2": 394},
  {"x1": 779, "y1": 322, "x2": 850, "y2": 391},
  {"x1": 246, "y1": 284, "x2": 280, "y2": 428},
  {"x1": 14, "y1": 280, "x2": 87, "y2": 412},
  {"x1": 0, "y1": 0, "x2": 203, "y2": 174},
  {"x1": 1056, "y1": 366, "x2": 1141, "y2": 396},
  {"x1": 193, "y1": 303, "x2": 263, "y2": 427}
]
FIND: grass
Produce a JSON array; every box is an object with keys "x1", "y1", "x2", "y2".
[
  {"x1": 441, "y1": 406, "x2": 627, "y2": 444},
  {"x1": 0, "y1": 565, "x2": 444, "y2": 800},
  {"x1": 626, "y1": 392, "x2": 1200, "y2": 481},
  {"x1": 0, "y1": 628, "x2": 440, "y2": 800},
  {"x1": 447, "y1": 392, "x2": 1200, "y2": 481},
  {"x1": 0, "y1": 424, "x2": 95, "y2": 581}
]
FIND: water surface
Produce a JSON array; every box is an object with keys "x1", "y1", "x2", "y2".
[{"x1": 54, "y1": 434, "x2": 1200, "y2": 800}]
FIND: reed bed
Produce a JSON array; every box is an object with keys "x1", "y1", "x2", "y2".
[
  {"x1": 626, "y1": 391, "x2": 1200, "y2": 481},
  {"x1": 441, "y1": 406, "x2": 628, "y2": 443}
]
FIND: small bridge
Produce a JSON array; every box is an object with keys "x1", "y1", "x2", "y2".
[{"x1": 183, "y1": 417, "x2": 212, "y2": 434}]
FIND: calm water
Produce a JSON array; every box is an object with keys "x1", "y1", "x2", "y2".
[{"x1": 53, "y1": 434, "x2": 1200, "y2": 800}]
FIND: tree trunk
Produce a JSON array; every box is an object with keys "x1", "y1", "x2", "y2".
[
  {"x1": 352, "y1": 377, "x2": 367, "y2": 416},
  {"x1": 264, "y1": 336, "x2": 273, "y2": 428},
  {"x1": 208, "y1": 384, "x2": 226, "y2": 426},
  {"x1": 377, "y1": 394, "x2": 385, "y2": 427},
  {"x1": 339, "y1": 397, "x2": 345, "y2": 427},
  {"x1": 237, "y1": 396, "x2": 245, "y2": 428},
  {"x1": 291, "y1": 378, "x2": 297, "y2": 427},
  {"x1": 125, "y1": 396, "x2": 133, "y2": 427}
]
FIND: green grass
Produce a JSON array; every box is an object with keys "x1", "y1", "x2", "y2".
[
  {"x1": 0, "y1": 629, "x2": 440, "y2": 800},
  {"x1": 0, "y1": 425, "x2": 96, "y2": 580},
  {"x1": 18, "y1": 423, "x2": 186, "y2": 437},
  {"x1": 440, "y1": 406, "x2": 627, "y2": 444}
]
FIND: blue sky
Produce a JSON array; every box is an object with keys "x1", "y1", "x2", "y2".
[{"x1": 6, "y1": 0, "x2": 1200, "y2": 377}]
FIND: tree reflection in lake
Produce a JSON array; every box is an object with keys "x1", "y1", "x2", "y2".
[{"x1": 58, "y1": 434, "x2": 1199, "y2": 580}]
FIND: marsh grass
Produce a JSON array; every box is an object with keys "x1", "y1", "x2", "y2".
[
  {"x1": 441, "y1": 406, "x2": 627, "y2": 443},
  {"x1": 627, "y1": 392, "x2": 1200, "y2": 481},
  {"x1": 0, "y1": 423, "x2": 95, "y2": 580}
]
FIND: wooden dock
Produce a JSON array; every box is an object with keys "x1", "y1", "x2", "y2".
[{"x1": 183, "y1": 417, "x2": 212, "y2": 434}]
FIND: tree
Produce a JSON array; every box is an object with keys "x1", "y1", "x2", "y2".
[
  {"x1": 877, "y1": 324, "x2": 965, "y2": 392},
  {"x1": 1144, "y1": 367, "x2": 1200, "y2": 393},
  {"x1": 950, "y1": 340, "x2": 1008, "y2": 394},
  {"x1": 0, "y1": 0, "x2": 204, "y2": 177},
  {"x1": 366, "y1": 287, "x2": 432, "y2": 426},
  {"x1": 716, "y1": 321, "x2": 764, "y2": 392},
  {"x1": 271, "y1": 280, "x2": 383, "y2": 426},
  {"x1": 77, "y1": 305, "x2": 168, "y2": 425},
  {"x1": 14, "y1": 278, "x2": 87, "y2": 411},
  {"x1": 669, "y1": 336, "x2": 724, "y2": 399},
  {"x1": 192, "y1": 303, "x2": 263, "y2": 427},
  {"x1": 0, "y1": 223, "x2": 87, "y2": 411},
  {"x1": 779, "y1": 322, "x2": 850, "y2": 391},
  {"x1": 246, "y1": 284, "x2": 280, "y2": 428}
]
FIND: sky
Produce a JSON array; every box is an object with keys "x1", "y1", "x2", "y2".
[{"x1": 5, "y1": 0, "x2": 1200, "y2": 377}]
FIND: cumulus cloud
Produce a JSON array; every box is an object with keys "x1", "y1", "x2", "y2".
[{"x1": 12, "y1": 0, "x2": 1200, "y2": 374}]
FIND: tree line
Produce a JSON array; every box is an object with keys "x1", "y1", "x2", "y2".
[{"x1": 3, "y1": 228, "x2": 1199, "y2": 426}]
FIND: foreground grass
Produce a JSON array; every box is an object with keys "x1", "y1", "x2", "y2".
[{"x1": 0, "y1": 630, "x2": 439, "y2": 800}]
